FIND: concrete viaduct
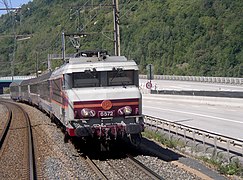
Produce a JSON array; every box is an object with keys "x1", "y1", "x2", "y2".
[{"x1": 0, "y1": 76, "x2": 35, "y2": 94}]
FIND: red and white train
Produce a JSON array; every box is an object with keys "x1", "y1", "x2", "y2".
[{"x1": 10, "y1": 51, "x2": 144, "y2": 148}]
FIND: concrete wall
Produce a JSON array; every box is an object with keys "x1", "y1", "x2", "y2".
[
  {"x1": 151, "y1": 90, "x2": 243, "y2": 98},
  {"x1": 140, "y1": 75, "x2": 243, "y2": 85}
]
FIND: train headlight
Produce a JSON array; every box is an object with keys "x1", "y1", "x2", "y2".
[
  {"x1": 118, "y1": 106, "x2": 132, "y2": 116},
  {"x1": 81, "y1": 108, "x2": 96, "y2": 118}
]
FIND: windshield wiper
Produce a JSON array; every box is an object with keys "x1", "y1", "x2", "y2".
[
  {"x1": 84, "y1": 69, "x2": 97, "y2": 79},
  {"x1": 110, "y1": 67, "x2": 123, "y2": 82}
]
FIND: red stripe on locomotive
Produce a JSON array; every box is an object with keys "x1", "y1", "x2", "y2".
[{"x1": 73, "y1": 98, "x2": 139, "y2": 119}]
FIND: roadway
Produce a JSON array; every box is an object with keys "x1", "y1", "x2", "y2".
[{"x1": 141, "y1": 80, "x2": 243, "y2": 140}]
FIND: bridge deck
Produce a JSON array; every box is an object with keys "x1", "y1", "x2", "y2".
[{"x1": 0, "y1": 76, "x2": 35, "y2": 94}]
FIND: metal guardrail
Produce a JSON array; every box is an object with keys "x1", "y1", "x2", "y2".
[
  {"x1": 0, "y1": 76, "x2": 35, "y2": 81},
  {"x1": 151, "y1": 90, "x2": 243, "y2": 98},
  {"x1": 139, "y1": 75, "x2": 243, "y2": 85},
  {"x1": 144, "y1": 115, "x2": 243, "y2": 161}
]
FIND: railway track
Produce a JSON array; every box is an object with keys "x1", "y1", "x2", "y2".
[
  {"x1": 0, "y1": 100, "x2": 37, "y2": 180},
  {"x1": 126, "y1": 154, "x2": 164, "y2": 180},
  {"x1": 85, "y1": 156, "x2": 109, "y2": 179},
  {"x1": 0, "y1": 103, "x2": 11, "y2": 149},
  {"x1": 82, "y1": 152, "x2": 163, "y2": 180},
  {"x1": 0, "y1": 99, "x2": 229, "y2": 179}
]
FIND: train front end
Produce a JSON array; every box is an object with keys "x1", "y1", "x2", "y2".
[{"x1": 60, "y1": 54, "x2": 144, "y2": 146}]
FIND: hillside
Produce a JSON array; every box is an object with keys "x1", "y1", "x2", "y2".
[{"x1": 0, "y1": 0, "x2": 242, "y2": 77}]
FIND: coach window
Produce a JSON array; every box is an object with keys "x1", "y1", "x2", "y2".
[
  {"x1": 133, "y1": 70, "x2": 139, "y2": 86},
  {"x1": 40, "y1": 81, "x2": 50, "y2": 102},
  {"x1": 108, "y1": 70, "x2": 134, "y2": 86},
  {"x1": 30, "y1": 83, "x2": 38, "y2": 94},
  {"x1": 64, "y1": 74, "x2": 72, "y2": 89},
  {"x1": 100, "y1": 71, "x2": 108, "y2": 87},
  {"x1": 52, "y1": 79, "x2": 62, "y2": 103},
  {"x1": 73, "y1": 71, "x2": 100, "y2": 88}
]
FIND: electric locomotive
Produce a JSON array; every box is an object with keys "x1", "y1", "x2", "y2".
[
  {"x1": 10, "y1": 50, "x2": 144, "y2": 148},
  {"x1": 50, "y1": 51, "x2": 144, "y2": 146}
]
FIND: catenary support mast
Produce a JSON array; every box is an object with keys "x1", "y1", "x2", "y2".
[{"x1": 113, "y1": 0, "x2": 120, "y2": 56}]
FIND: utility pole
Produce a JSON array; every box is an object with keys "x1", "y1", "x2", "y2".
[
  {"x1": 11, "y1": 34, "x2": 16, "y2": 82},
  {"x1": 61, "y1": 32, "x2": 87, "y2": 64},
  {"x1": 62, "y1": 32, "x2": 66, "y2": 63},
  {"x1": 113, "y1": 0, "x2": 120, "y2": 56},
  {"x1": 11, "y1": 15, "x2": 17, "y2": 82},
  {"x1": 0, "y1": 5, "x2": 21, "y2": 82},
  {"x1": 69, "y1": 0, "x2": 121, "y2": 56},
  {"x1": 35, "y1": 52, "x2": 39, "y2": 77},
  {"x1": 47, "y1": 54, "x2": 51, "y2": 72}
]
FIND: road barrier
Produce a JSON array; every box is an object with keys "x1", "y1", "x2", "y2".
[
  {"x1": 139, "y1": 75, "x2": 243, "y2": 85},
  {"x1": 151, "y1": 90, "x2": 243, "y2": 98},
  {"x1": 144, "y1": 115, "x2": 243, "y2": 162}
]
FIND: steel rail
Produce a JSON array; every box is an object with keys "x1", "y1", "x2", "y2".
[
  {"x1": 0, "y1": 103, "x2": 12, "y2": 149},
  {"x1": 0, "y1": 101, "x2": 37, "y2": 180},
  {"x1": 18, "y1": 104, "x2": 37, "y2": 180},
  {"x1": 85, "y1": 156, "x2": 108, "y2": 180},
  {"x1": 126, "y1": 154, "x2": 164, "y2": 180}
]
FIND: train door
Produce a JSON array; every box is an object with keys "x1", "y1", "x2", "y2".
[
  {"x1": 50, "y1": 78, "x2": 63, "y2": 122},
  {"x1": 61, "y1": 76, "x2": 66, "y2": 122}
]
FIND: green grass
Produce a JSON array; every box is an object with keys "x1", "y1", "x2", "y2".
[
  {"x1": 200, "y1": 156, "x2": 243, "y2": 176},
  {"x1": 143, "y1": 128, "x2": 243, "y2": 177},
  {"x1": 219, "y1": 159, "x2": 243, "y2": 176},
  {"x1": 142, "y1": 129, "x2": 185, "y2": 149}
]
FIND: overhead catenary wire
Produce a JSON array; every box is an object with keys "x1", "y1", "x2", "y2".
[
  {"x1": 1, "y1": 0, "x2": 10, "y2": 13},
  {"x1": 1, "y1": 0, "x2": 142, "y2": 73},
  {"x1": 0, "y1": 0, "x2": 18, "y2": 81},
  {"x1": 119, "y1": 0, "x2": 141, "y2": 19}
]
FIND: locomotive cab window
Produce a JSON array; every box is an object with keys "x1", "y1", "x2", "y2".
[
  {"x1": 73, "y1": 71, "x2": 100, "y2": 88},
  {"x1": 108, "y1": 70, "x2": 135, "y2": 86}
]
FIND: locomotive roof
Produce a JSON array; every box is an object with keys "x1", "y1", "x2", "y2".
[{"x1": 51, "y1": 55, "x2": 138, "y2": 77}]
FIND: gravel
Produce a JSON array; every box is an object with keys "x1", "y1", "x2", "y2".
[
  {"x1": 135, "y1": 155, "x2": 202, "y2": 180},
  {"x1": 20, "y1": 103, "x2": 99, "y2": 179},
  {"x1": 9, "y1": 102, "x2": 225, "y2": 179},
  {"x1": 0, "y1": 102, "x2": 29, "y2": 179},
  {"x1": 94, "y1": 158, "x2": 152, "y2": 180},
  {"x1": 0, "y1": 103, "x2": 8, "y2": 130}
]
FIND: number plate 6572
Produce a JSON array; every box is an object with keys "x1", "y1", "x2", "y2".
[{"x1": 98, "y1": 111, "x2": 114, "y2": 117}]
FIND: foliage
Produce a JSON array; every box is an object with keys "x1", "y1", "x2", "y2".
[
  {"x1": 201, "y1": 156, "x2": 243, "y2": 176},
  {"x1": 218, "y1": 161, "x2": 242, "y2": 175},
  {"x1": 142, "y1": 129, "x2": 183, "y2": 149},
  {"x1": 0, "y1": 0, "x2": 242, "y2": 77}
]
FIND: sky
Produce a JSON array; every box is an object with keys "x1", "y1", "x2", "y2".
[
  {"x1": 3, "y1": 0, "x2": 31, "y2": 7},
  {"x1": 0, "y1": 0, "x2": 32, "y2": 14}
]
